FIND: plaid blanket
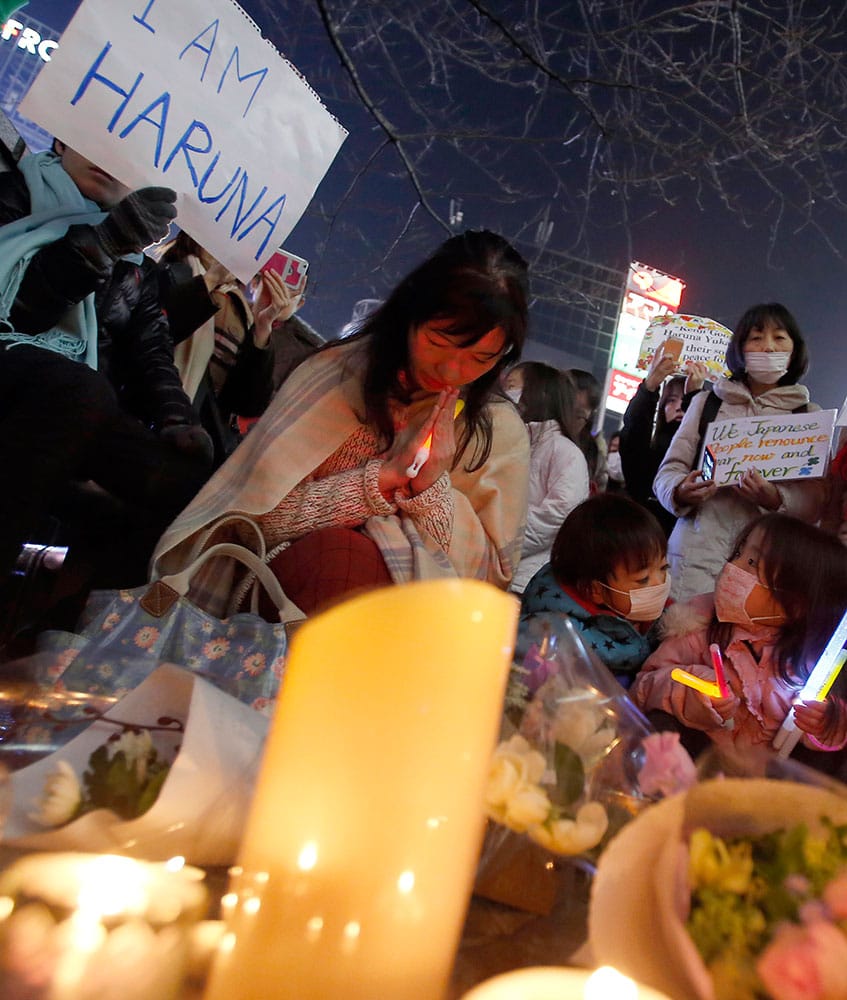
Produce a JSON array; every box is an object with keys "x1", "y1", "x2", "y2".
[{"x1": 152, "y1": 339, "x2": 529, "y2": 617}]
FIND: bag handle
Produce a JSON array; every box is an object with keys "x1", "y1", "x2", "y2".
[
  {"x1": 177, "y1": 512, "x2": 268, "y2": 567},
  {"x1": 160, "y1": 542, "x2": 304, "y2": 624}
]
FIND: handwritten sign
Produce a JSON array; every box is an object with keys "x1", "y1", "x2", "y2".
[
  {"x1": 702, "y1": 410, "x2": 837, "y2": 486},
  {"x1": 19, "y1": 0, "x2": 347, "y2": 283},
  {"x1": 637, "y1": 313, "x2": 732, "y2": 380}
]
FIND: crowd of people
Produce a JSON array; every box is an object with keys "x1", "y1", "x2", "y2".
[{"x1": 1, "y1": 135, "x2": 846, "y2": 779}]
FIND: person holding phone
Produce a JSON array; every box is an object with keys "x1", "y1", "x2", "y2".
[
  {"x1": 653, "y1": 303, "x2": 827, "y2": 601},
  {"x1": 619, "y1": 342, "x2": 707, "y2": 536},
  {"x1": 158, "y1": 231, "x2": 302, "y2": 465},
  {"x1": 152, "y1": 230, "x2": 531, "y2": 617}
]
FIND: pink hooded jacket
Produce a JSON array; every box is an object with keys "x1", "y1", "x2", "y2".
[{"x1": 631, "y1": 594, "x2": 800, "y2": 755}]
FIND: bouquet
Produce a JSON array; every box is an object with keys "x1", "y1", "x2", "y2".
[
  {"x1": 29, "y1": 727, "x2": 174, "y2": 828},
  {"x1": 590, "y1": 776, "x2": 847, "y2": 1000},
  {"x1": 482, "y1": 616, "x2": 695, "y2": 862},
  {"x1": 687, "y1": 821, "x2": 847, "y2": 999},
  {"x1": 3, "y1": 663, "x2": 268, "y2": 865}
]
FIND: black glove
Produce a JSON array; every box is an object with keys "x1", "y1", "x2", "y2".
[{"x1": 93, "y1": 187, "x2": 178, "y2": 257}]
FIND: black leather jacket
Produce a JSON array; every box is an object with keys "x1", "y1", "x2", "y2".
[{"x1": 0, "y1": 168, "x2": 196, "y2": 430}]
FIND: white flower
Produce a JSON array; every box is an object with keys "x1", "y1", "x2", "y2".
[
  {"x1": 528, "y1": 801, "x2": 609, "y2": 855},
  {"x1": 486, "y1": 735, "x2": 550, "y2": 831},
  {"x1": 112, "y1": 729, "x2": 154, "y2": 783},
  {"x1": 503, "y1": 784, "x2": 552, "y2": 831},
  {"x1": 549, "y1": 693, "x2": 617, "y2": 764},
  {"x1": 29, "y1": 760, "x2": 82, "y2": 827}
]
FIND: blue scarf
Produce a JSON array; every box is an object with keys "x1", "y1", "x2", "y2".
[{"x1": 0, "y1": 150, "x2": 105, "y2": 368}]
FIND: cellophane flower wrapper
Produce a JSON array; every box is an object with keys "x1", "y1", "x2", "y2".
[
  {"x1": 590, "y1": 769, "x2": 847, "y2": 1000},
  {"x1": 478, "y1": 616, "x2": 696, "y2": 910},
  {"x1": 2, "y1": 662, "x2": 268, "y2": 866}
]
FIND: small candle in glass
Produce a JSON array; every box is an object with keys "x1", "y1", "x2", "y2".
[
  {"x1": 460, "y1": 965, "x2": 674, "y2": 999},
  {"x1": 0, "y1": 852, "x2": 207, "y2": 1000}
]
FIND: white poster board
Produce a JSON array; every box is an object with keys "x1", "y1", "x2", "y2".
[
  {"x1": 637, "y1": 313, "x2": 732, "y2": 380},
  {"x1": 20, "y1": 0, "x2": 347, "y2": 283},
  {"x1": 701, "y1": 409, "x2": 837, "y2": 486}
]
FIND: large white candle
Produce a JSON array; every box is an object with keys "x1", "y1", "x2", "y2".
[{"x1": 204, "y1": 578, "x2": 518, "y2": 1000}]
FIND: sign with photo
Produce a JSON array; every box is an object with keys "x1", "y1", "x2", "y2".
[
  {"x1": 637, "y1": 313, "x2": 732, "y2": 380},
  {"x1": 701, "y1": 409, "x2": 837, "y2": 486},
  {"x1": 20, "y1": 0, "x2": 347, "y2": 283}
]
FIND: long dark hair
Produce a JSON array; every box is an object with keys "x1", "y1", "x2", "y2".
[
  {"x1": 567, "y1": 368, "x2": 602, "y2": 480},
  {"x1": 510, "y1": 361, "x2": 578, "y2": 442},
  {"x1": 551, "y1": 494, "x2": 667, "y2": 602},
  {"x1": 653, "y1": 375, "x2": 686, "y2": 444},
  {"x1": 344, "y1": 230, "x2": 529, "y2": 470},
  {"x1": 709, "y1": 514, "x2": 847, "y2": 683},
  {"x1": 160, "y1": 229, "x2": 205, "y2": 264},
  {"x1": 725, "y1": 303, "x2": 809, "y2": 387}
]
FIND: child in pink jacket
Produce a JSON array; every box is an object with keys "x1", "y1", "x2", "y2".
[{"x1": 631, "y1": 513, "x2": 847, "y2": 761}]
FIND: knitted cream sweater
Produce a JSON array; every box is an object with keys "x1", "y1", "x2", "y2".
[{"x1": 256, "y1": 423, "x2": 454, "y2": 551}]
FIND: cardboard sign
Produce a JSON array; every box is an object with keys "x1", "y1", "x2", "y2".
[
  {"x1": 20, "y1": 0, "x2": 347, "y2": 283},
  {"x1": 701, "y1": 409, "x2": 837, "y2": 486},
  {"x1": 637, "y1": 313, "x2": 732, "y2": 380}
]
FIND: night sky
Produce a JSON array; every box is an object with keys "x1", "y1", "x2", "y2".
[{"x1": 12, "y1": 0, "x2": 847, "y2": 413}]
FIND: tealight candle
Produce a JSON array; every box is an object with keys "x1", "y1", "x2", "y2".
[
  {"x1": 204, "y1": 578, "x2": 518, "y2": 1000},
  {"x1": 0, "y1": 852, "x2": 207, "y2": 1000},
  {"x1": 459, "y1": 965, "x2": 673, "y2": 999}
]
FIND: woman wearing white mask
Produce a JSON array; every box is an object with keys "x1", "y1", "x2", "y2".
[
  {"x1": 520, "y1": 494, "x2": 672, "y2": 687},
  {"x1": 653, "y1": 303, "x2": 827, "y2": 601},
  {"x1": 503, "y1": 362, "x2": 590, "y2": 593}
]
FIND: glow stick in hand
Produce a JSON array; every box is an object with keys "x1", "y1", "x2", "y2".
[
  {"x1": 774, "y1": 607, "x2": 847, "y2": 758},
  {"x1": 406, "y1": 399, "x2": 465, "y2": 478},
  {"x1": 671, "y1": 668, "x2": 722, "y2": 700},
  {"x1": 710, "y1": 643, "x2": 730, "y2": 698}
]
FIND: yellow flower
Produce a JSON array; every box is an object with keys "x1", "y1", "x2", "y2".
[{"x1": 689, "y1": 828, "x2": 753, "y2": 894}]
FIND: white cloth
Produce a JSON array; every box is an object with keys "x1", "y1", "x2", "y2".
[
  {"x1": 511, "y1": 420, "x2": 590, "y2": 593},
  {"x1": 653, "y1": 379, "x2": 827, "y2": 601}
]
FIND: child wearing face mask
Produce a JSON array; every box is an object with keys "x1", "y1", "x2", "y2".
[
  {"x1": 631, "y1": 513, "x2": 847, "y2": 763},
  {"x1": 520, "y1": 494, "x2": 672, "y2": 687}
]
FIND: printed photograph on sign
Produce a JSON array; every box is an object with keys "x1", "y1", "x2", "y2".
[
  {"x1": 19, "y1": 0, "x2": 348, "y2": 283},
  {"x1": 636, "y1": 313, "x2": 732, "y2": 380},
  {"x1": 700, "y1": 410, "x2": 837, "y2": 486}
]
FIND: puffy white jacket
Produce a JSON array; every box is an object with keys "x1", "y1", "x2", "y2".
[
  {"x1": 653, "y1": 379, "x2": 827, "y2": 601},
  {"x1": 511, "y1": 420, "x2": 590, "y2": 593}
]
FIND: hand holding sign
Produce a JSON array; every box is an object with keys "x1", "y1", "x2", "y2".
[
  {"x1": 93, "y1": 186, "x2": 177, "y2": 257},
  {"x1": 734, "y1": 468, "x2": 782, "y2": 511},
  {"x1": 20, "y1": 0, "x2": 347, "y2": 284},
  {"x1": 637, "y1": 314, "x2": 732, "y2": 379},
  {"x1": 701, "y1": 410, "x2": 837, "y2": 486}
]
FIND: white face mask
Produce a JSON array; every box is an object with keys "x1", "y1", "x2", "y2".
[
  {"x1": 603, "y1": 575, "x2": 672, "y2": 622},
  {"x1": 505, "y1": 387, "x2": 522, "y2": 405},
  {"x1": 743, "y1": 350, "x2": 791, "y2": 384},
  {"x1": 606, "y1": 451, "x2": 624, "y2": 482}
]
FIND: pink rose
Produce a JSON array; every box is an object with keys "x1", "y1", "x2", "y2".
[
  {"x1": 638, "y1": 731, "x2": 697, "y2": 798},
  {"x1": 757, "y1": 921, "x2": 847, "y2": 1000},
  {"x1": 823, "y1": 872, "x2": 847, "y2": 921}
]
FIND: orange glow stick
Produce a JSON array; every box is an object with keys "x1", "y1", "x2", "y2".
[
  {"x1": 671, "y1": 668, "x2": 722, "y2": 700},
  {"x1": 709, "y1": 643, "x2": 730, "y2": 698},
  {"x1": 406, "y1": 399, "x2": 465, "y2": 478}
]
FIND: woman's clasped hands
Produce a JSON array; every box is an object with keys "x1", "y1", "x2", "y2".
[{"x1": 379, "y1": 388, "x2": 461, "y2": 500}]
